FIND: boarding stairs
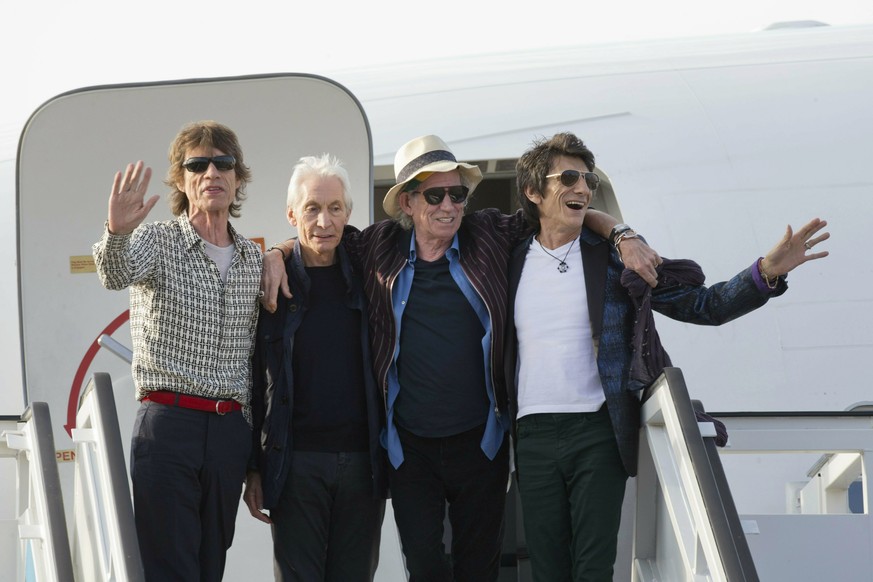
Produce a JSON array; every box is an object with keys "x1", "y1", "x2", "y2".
[
  {"x1": 1, "y1": 373, "x2": 143, "y2": 581},
  {"x1": 621, "y1": 368, "x2": 873, "y2": 581},
  {"x1": 3, "y1": 367, "x2": 873, "y2": 580}
]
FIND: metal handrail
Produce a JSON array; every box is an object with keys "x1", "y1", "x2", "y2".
[
  {"x1": 634, "y1": 367, "x2": 758, "y2": 582},
  {"x1": 2, "y1": 403, "x2": 74, "y2": 582},
  {"x1": 70, "y1": 372, "x2": 144, "y2": 581},
  {"x1": 97, "y1": 334, "x2": 132, "y2": 364}
]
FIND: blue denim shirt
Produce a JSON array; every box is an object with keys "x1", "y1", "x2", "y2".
[{"x1": 382, "y1": 230, "x2": 501, "y2": 468}]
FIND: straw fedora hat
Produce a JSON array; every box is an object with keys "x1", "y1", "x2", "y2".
[{"x1": 382, "y1": 135, "x2": 483, "y2": 218}]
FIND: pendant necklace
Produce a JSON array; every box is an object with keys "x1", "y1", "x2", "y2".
[{"x1": 538, "y1": 236, "x2": 577, "y2": 273}]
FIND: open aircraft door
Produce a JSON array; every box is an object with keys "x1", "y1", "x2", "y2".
[{"x1": 15, "y1": 75, "x2": 406, "y2": 581}]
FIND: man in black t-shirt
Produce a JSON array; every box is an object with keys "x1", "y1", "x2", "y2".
[{"x1": 244, "y1": 154, "x2": 387, "y2": 582}]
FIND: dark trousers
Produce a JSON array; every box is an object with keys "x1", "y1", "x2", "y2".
[
  {"x1": 270, "y1": 451, "x2": 386, "y2": 582},
  {"x1": 389, "y1": 425, "x2": 509, "y2": 582},
  {"x1": 516, "y1": 410, "x2": 628, "y2": 582},
  {"x1": 130, "y1": 400, "x2": 251, "y2": 582}
]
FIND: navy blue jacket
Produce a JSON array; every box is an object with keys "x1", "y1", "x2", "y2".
[{"x1": 250, "y1": 243, "x2": 388, "y2": 509}]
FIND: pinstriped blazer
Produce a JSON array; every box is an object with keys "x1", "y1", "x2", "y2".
[{"x1": 504, "y1": 227, "x2": 785, "y2": 477}]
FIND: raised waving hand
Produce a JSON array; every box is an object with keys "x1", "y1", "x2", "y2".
[
  {"x1": 107, "y1": 160, "x2": 159, "y2": 235},
  {"x1": 760, "y1": 217, "x2": 830, "y2": 277}
]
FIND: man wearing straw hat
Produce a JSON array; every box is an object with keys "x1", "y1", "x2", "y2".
[{"x1": 262, "y1": 135, "x2": 659, "y2": 581}]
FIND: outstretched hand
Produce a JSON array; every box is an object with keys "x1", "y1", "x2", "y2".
[
  {"x1": 107, "y1": 161, "x2": 159, "y2": 235},
  {"x1": 761, "y1": 218, "x2": 829, "y2": 277}
]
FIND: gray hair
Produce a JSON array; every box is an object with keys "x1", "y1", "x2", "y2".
[
  {"x1": 286, "y1": 154, "x2": 353, "y2": 214},
  {"x1": 396, "y1": 194, "x2": 414, "y2": 230}
]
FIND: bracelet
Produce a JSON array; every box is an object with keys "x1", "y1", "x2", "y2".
[
  {"x1": 758, "y1": 258, "x2": 778, "y2": 289},
  {"x1": 614, "y1": 230, "x2": 639, "y2": 247},
  {"x1": 268, "y1": 244, "x2": 288, "y2": 261},
  {"x1": 609, "y1": 223, "x2": 634, "y2": 247},
  {"x1": 614, "y1": 231, "x2": 639, "y2": 262}
]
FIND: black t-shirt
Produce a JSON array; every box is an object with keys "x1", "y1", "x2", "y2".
[
  {"x1": 291, "y1": 264, "x2": 368, "y2": 452},
  {"x1": 396, "y1": 256, "x2": 489, "y2": 437}
]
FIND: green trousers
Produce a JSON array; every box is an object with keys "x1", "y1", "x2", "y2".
[{"x1": 516, "y1": 409, "x2": 629, "y2": 582}]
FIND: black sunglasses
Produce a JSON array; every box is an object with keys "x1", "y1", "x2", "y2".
[
  {"x1": 182, "y1": 155, "x2": 236, "y2": 173},
  {"x1": 545, "y1": 170, "x2": 600, "y2": 191},
  {"x1": 413, "y1": 185, "x2": 470, "y2": 205}
]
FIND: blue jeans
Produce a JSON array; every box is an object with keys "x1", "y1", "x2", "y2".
[
  {"x1": 516, "y1": 409, "x2": 628, "y2": 582},
  {"x1": 270, "y1": 451, "x2": 385, "y2": 582},
  {"x1": 389, "y1": 424, "x2": 509, "y2": 582}
]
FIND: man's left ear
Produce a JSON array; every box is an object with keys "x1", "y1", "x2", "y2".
[
  {"x1": 399, "y1": 192, "x2": 414, "y2": 216},
  {"x1": 524, "y1": 186, "x2": 543, "y2": 205}
]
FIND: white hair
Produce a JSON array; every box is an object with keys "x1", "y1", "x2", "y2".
[{"x1": 286, "y1": 154, "x2": 353, "y2": 214}]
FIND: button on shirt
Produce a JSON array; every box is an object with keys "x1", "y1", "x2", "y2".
[{"x1": 93, "y1": 213, "x2": 262, "y2": 424}]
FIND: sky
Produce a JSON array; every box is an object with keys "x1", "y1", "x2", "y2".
[{"x1": 3, "y1": 0, "x2": 872, "y2": 152}]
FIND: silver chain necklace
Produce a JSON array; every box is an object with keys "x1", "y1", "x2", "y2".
[{"x1": 538, "y1": 237, "x2": 577, "y2": 273}]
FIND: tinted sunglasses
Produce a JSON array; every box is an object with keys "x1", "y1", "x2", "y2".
[
  {"x1": 545, "y1": 170, "x2": 600, "y2": 191},
  {"x1": 413, "y1": 185, "x2": 470, "y2": 205},
  {"x1": 182, "y1": 155, "x2": 236, "y2": 173}
]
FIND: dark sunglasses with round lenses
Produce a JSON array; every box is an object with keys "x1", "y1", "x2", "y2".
[
  {"x1": 414, "y1": 185, "x2": 470, "y2": 205},
  {"x1": 546, "y1": 170, "x2": 600, "y2": 191},
  {"x1": 182, "y1": 155, "x2": 236, "y2": 173}
]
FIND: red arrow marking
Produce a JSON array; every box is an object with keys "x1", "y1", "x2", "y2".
[{"x1": 64, "y1": 310, "x2": 130, "y2": 437}]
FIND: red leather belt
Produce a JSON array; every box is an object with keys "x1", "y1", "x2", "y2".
[{"x1": 142, "y1": 390, "x2": 241, "y2": 415}]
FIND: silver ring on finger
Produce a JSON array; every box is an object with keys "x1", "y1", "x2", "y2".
[{"x1": 804, "y1": 241, "x2": 811, "y2": 250}]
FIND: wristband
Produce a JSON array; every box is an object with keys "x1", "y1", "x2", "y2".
[
  {"x1": 614, "y1": 230, "x2": 639, "y2": 247},
  {"x1": 757, "y1": 258, "x2": 779, "y2": 289},
  {"x1": 268, "y1": 244, "x2": 288, "y2": 261},
  {"x1": 609, "y1": 223, "x2": 634, "y2": 247}
]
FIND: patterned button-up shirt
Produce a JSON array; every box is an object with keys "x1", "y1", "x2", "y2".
[{"x1": 93, "y1": 213, "x2": 262, "y2": 424}]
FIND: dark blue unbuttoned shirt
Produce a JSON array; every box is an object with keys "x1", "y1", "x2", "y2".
[{"x1": 384, "y1": 230, "x2": 500, "y2": 469}]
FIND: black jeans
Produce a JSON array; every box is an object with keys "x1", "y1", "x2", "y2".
[
  {"x1": 131, "y1": 400, "x2": 251, "y2": 582},
  {"x1": 389, "y1": 425, "x2": 509, "y2": 582},
  {"x1": 270, "y1": 451, "x2": 385, "y2": 582}
]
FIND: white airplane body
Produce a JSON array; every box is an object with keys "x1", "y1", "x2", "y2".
[{"x1": 1, "y1": 22, "x2": 872, "y2": 581}]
